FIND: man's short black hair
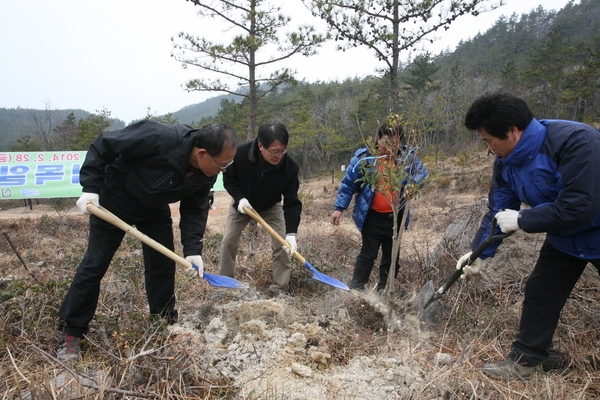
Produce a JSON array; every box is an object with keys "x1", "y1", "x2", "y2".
[
  {"x1": 196, "y1": 124, "x2": 237, "y2": 156},
  {"x1": 465, "y1": 92, "x2": 534, "y2": 139},
  {"x1": 257, "y1": 123, "x2": 289, "y2": 147}
]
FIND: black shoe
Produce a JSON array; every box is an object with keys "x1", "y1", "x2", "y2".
[
  {"x1": 542, "y1": 349, "x2": 567, "y2": 371},
  {"x1": 164, "y1": 311, "x2": 178, "y2": 325},
  {"x1": 148, "y1": 310, "x2": 178, "y2": 326},
  {"x1": 349, "y1": 284, "x2": 365, "y2": 291}
]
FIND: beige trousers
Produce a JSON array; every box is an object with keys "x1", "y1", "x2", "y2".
[{"x1": 219, "y1": 202, "x2": 291, "y2": 293}]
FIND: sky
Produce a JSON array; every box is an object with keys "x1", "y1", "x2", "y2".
[{"x1": 0, "y1": 0, "x2": 575, "y2": 124}]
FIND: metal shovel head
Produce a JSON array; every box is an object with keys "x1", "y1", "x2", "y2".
[
  {"x1": 418, "y1": 280, "x2": 445, "y2": 325},
  {"x1": 304, "y1": 261, "x2": 350, "y2": 291},
  {"x1": 202, "y1": 272, "x2": 246, "y2": 289},
  {"x1": 241, "y1": 205, "x2": 349, "y2": 291},
  {"x1": 416, "y1": 219, "x2": 517, "y2": 325}
]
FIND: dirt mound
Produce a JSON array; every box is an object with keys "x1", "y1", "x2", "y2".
[{"x1": 167, "y1": 290, "x2": 428, "y2": 399}]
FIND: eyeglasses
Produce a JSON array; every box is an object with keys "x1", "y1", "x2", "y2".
[
  {"x1": 263, "y1": 147, "x2": 288, "y2": 157},
  {"x1": 208, "y1": 152, "x2": 234, "y2": 171}
]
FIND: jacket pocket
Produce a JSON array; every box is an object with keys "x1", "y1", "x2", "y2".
[{"x1": 151, "y1": 172, "x2": 174, "y2": 190}]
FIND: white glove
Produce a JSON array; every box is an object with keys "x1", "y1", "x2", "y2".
[
  {"x1": 237, "y1": 198, "x2": 252, "y2": 214},
  {"x1": 185, "y1": 255, "x2": 204, "y2": 278},
  {"x1": 284, "y1": 235, "x2": 297, "y2": 255},
  {"x1": 456, "y1": 251, "x2": 482, "y2": 279},
  {"x1": 76, "y1": 193, "x2": 100, "y2": 214},
  {"x1": 495, "y1": 209, "x2": 520, "y2": 233}
]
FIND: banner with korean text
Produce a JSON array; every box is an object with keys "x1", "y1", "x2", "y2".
[
  {"x1": 0, "y1": 152, "x2": 85, "y2": 199},
  {"x1": 0, "y1": 151, "x2": 225, "y2": 200}
]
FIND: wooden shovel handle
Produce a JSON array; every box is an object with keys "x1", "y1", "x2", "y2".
[
  {"x1": 86, "y1": 203, "x2": 193, "y2": 270},
  {"x1": 242, "y1": 205, "x2": 305, "y2": 264}
]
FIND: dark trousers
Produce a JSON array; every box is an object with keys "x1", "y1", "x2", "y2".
[
  {"x1": 58, "y1": 201, "x2": 177, "y2": 338},
  {"x1": 349, "y1": 209, "x2": 403, "y2": 290},
  {"x1": 509, "y1": 239, "x2": 600, "y2": 366}
]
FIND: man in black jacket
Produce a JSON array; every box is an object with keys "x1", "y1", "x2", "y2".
[
  {"x1": 57, "y1": 120, "x2": 237, "y2": 362},
  {"x1": 219, "y1": 123, "x2": 302, "y2": 297}
]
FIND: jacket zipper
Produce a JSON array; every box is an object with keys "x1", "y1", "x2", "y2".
[{"x1": 151, "y1": 172, "x2": 174, "y2": 189}]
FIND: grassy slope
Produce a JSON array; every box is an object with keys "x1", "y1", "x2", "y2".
[{"x1": 1, "y1": 153, "x2": 599, "y2": 398}]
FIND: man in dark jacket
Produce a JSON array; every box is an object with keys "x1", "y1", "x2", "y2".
[
  {"x1": 57, "y1": 120, "x2": 237, "y2": 362},
  {"x1": 219, "y1": 123, "x2": 302, "y2": 297},
  {"x1": 457, "y1": 92, "x2": 600, "y2": 380}
]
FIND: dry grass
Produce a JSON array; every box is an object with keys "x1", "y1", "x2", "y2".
[{"x1": 1, "y1": 153, "x2": 600, "y2": 398}]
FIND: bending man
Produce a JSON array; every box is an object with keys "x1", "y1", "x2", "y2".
[
  {"x1": 458, "y1": 92, "x2": 600, "y2": 380},
  {"x1": 57, "y1": 121, "x2": 237, "y2": 362}
]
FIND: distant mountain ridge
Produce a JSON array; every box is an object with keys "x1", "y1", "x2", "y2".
[
  {"x1": 169, "y1": 93, "x2": 238, "y2": 126},
  {"x1": 0, "y1": 93, "x2": 237, "y2": 151},
  {"x1": 0, "y1": 108, "x2": 93, "y2": 151}
]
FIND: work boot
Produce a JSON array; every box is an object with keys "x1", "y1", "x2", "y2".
[
  {"x1": 483, "y1": 359, "x2": 541, "y2": 380},
  {"x1": 57, "y1": 331, "x2": 81, "y2": 363}
]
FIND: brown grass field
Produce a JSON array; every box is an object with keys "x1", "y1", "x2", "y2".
[{"x1": 1, "y1": 151, "x2": 599, "y2": 399}]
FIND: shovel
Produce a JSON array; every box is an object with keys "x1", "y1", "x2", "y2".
[
  {"x1": 242, "y1": 205, "x2": 350, "y2": 291},
  {"x1": 87, "y1": 203, "x2": 245, "y2": 289},
  {"x1": 418, "y1": 218, "x2": 515, "y2": 324}
]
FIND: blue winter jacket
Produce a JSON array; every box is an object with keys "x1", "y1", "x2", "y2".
[
  {"x1": 333, "y1": 146, "x2": 427, "y2": 231},
  {"x1": 474, "y1": 118, "x2": 600, "y2": 259}
]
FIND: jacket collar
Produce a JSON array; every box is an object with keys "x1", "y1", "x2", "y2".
[
  {"x1": 170, "y1": 125, "x2": 199, "y2": 176},
  {"x1": 501, "y1": 118, "x2": 545, "y2": 167}
]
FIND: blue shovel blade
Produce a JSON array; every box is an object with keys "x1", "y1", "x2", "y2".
[
  {"x1": 203, "y1": 272, "x2": 246, "y2": 289},
  {"x1": 304, "y1": 261, "x2": 350, "y2": 291},
  {"x1": 190, "y1": 262, "x2": 244, "y2": 288}
]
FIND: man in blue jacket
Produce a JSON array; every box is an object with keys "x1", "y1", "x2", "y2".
[
  {"x1": 457, "y1": 92, "x2": 600, "y2": 380},
  {"x1": 331, "y1": 123, "x2": 427, "y2": 292},
  {"x1": 57, "y1": 120, "x2": 237, "y2": 362}
]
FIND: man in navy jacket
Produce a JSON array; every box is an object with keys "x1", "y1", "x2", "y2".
[{"x1": 458, "y1": 92, "x2": 600, "y2": 380}]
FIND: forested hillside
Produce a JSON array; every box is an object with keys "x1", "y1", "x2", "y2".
[
  {"x1": 170, "y1": 93, "x2": 240, "y2": 126},
  {"x1": 0, "y1": 108, "x2": 124, "y2": 152},
  {"x1": 194, "y1": 0, "x2": 600, "y2": 175},
  {"x1": 2, "y1": 0, "x2": 599, "y2": 178},
  {"x1": 0, "y1": 108, "x2": 92, "y2": 151}
]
